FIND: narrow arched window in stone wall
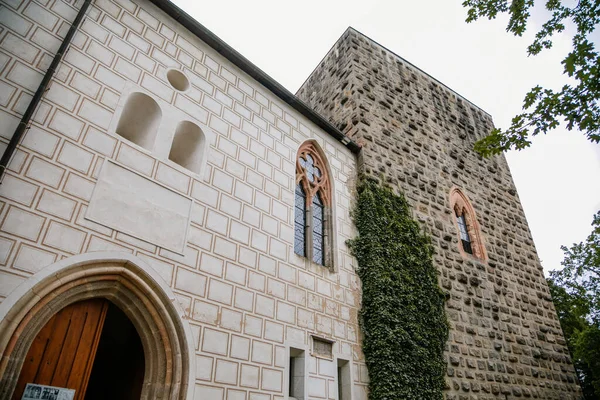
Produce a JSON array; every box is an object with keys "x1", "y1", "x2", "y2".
[
  {"x1": 450, "y1": 188, "x2": 486, "y2": 261},
  {"x1": 295, "y1": 141, "x2": 333, "y2": 268},
  {"x1": 116, "y1": 92, "x2": 162, "y2": 151},
  {"x1": 169, "y1": 121, "x2": 205, "y2": 174}
]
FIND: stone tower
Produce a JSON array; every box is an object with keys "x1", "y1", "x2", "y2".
[{"x1": 297, "y1": 28, "x2": 581, "y2": 399}]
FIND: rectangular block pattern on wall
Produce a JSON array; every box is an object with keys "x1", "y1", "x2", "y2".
[{"x1": 0, "y1": 0, "x2": 367, "y2": 399}]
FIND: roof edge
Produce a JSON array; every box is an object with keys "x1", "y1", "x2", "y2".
[
  {"x1": 346, "y1": 27, "x2": 492, "y2": 117},
  {"x1": 148, "y1": 0, "x2": 361, "y2": 154},
  {"x1": 295, "y1": 27, "x2": 354, "y2": 96}
]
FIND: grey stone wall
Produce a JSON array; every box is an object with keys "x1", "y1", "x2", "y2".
[{"x1": 297, "y1": 28, "x2": 582, "y2": 400}]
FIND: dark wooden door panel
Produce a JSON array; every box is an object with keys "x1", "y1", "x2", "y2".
[
  {"x1": 13, "y1": 299, "x2": 108, "y2": 400},
  {"x1": 34, "y1": 304, "x2": 76, "y2": 385},
  {"x1": 67, "y1": 301, "x2": 107, "y2": 399},
  {"x1": 52, "y1": 301, "x2": 88, "y2": 386},
  {"x1": 13, "y1": 313, "x2": 58, "y2": 396}
]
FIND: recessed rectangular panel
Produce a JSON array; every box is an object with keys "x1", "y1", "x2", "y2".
[{"x1": 86, "y1": 161, "x2": 191, "y2": 253}]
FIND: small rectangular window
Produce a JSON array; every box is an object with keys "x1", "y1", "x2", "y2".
[
  {"x1": 461, "y1": 239, "x2": 473, "y2": 254},
  {"x1": 289, "y1": 348, "x2": 305, "y2": 399},
  {"x1": 337, "y1": 358, "x2": 352, "y2": 400}
]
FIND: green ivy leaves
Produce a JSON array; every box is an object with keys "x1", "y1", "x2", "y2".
[{"x1": 348, "y1": 179, "x2": 449, "y2": 399}]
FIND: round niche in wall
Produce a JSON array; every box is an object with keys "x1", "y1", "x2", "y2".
[{"x1": 167, "y1": 69, "x2": 190, "y2": 92}]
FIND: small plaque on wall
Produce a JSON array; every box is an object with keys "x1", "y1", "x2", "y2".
[
  {"x1": 86, "y1": 160, "x2": 192, "y2": 253},
  {"x1": 311, "y1": 335, "x2": 334, "y2": 359},
  {"x1": 22, "y1": 383, "x2": 75, "y2": 400}
]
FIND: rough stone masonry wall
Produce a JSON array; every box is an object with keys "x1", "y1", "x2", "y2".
[{"x1": 297, "y1": 28, "x2": 581, "y2": 400}]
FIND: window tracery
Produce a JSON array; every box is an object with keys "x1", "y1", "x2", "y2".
[{"x1": 295, "y1": 142, "x2": 332, "y2": 268}]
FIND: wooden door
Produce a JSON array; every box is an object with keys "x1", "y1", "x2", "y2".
[{"x1": 13, "y1": 299, "x2": 109, "y2": 400}]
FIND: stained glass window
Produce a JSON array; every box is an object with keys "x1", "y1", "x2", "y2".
[
  {"x1": 312, "y1": 193, "x2": 324, "y2": 265},
  {"x1": 295, "y1": 142, "x2": 331, "y2": 268},
  {"x1": 294, "y1": 183, "x2": 306, "y2": 256},
  {"x1": 299, "y1": 154, "x2": 321, "y2": 183},
  {"x1": 456, "y1": 212, "x2": 473, "y2": 255}
]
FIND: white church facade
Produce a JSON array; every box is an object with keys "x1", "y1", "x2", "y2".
[{"x1": 0, "y1": 0, "x2": 364, "y2": 398}]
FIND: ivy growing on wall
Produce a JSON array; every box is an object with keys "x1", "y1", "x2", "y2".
[{"x1": 348, "y1": 178, "x2": 449, "y2": 399}]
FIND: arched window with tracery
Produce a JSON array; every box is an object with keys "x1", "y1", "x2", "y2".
[
  {"x1": 450, "y1": 188, "x2": 486, "y2": 261},
  {"x1": 295, "y1": 142, "x2": 332, "y2": 268}
]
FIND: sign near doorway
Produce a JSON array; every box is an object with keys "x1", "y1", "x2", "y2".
[{"x1": 22, "y1": 383, "x2": 75, "y2": 400}]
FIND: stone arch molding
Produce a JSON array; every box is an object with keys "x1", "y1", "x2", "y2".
[
  {"x1": 449, "y1": 187, "x2": 487, "y2": 262},
  {"x1": 0, "y1": 252, "x2": 196, "y2": 400},
  {"x1": 294, "y1": 139, "x2": 339, "y2": 271}
]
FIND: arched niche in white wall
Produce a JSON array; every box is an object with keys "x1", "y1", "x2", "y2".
[
  {"x1": 116, "y1": 92, "x2": 162, "y2": 151},
  {"x1": 168, "y1": 121, "x2": 205, "y2": 174}
]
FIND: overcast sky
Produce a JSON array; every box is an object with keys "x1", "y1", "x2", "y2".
[{"x1": 172, "y1": 0, "x2": 600, "y2": 274}]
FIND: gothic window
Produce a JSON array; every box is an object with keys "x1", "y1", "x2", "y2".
[
  {"x1": 450, "y1": 188, "x2": 486, "y2": 261},
  {"x1": 295, "y1": 142, "x2": 332, "y2": 268}
]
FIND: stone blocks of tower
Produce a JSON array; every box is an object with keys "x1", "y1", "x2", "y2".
[{"x1": 297, "y1": 27, "x2": 581, "y2": 399}]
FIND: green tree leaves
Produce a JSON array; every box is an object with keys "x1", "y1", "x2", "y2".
[
  {"x1": 348, "y1": 179, "x2": 448, "y2": 399},
  {"x1": 549, "y1": 210, "x2": 600, "y2": 399},
  {"x1": 555, "y1": 210, "x2": 600, "y2": 324},
  {"x1": 575, "y1": 327, "x2": 600, "y2": 397},
  {"x1": 463, "y1": 0, "x2": 600, "y2": 156}
]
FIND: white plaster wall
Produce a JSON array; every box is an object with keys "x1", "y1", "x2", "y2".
[{"x1": 0, "y1": 0, "x2": 368, "y2": 398}]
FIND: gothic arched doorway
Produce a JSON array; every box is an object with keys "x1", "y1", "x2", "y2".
[
  {"x1": 0, "y1": 253, "x2": 195, "y2": 400},
  {"x1": 12, "y1": 299, "x2": 145, "y2": 400}
]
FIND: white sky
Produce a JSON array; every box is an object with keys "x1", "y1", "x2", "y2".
[{"x1": 171, "y1": 0, "x2": 600, "y2": 274}]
